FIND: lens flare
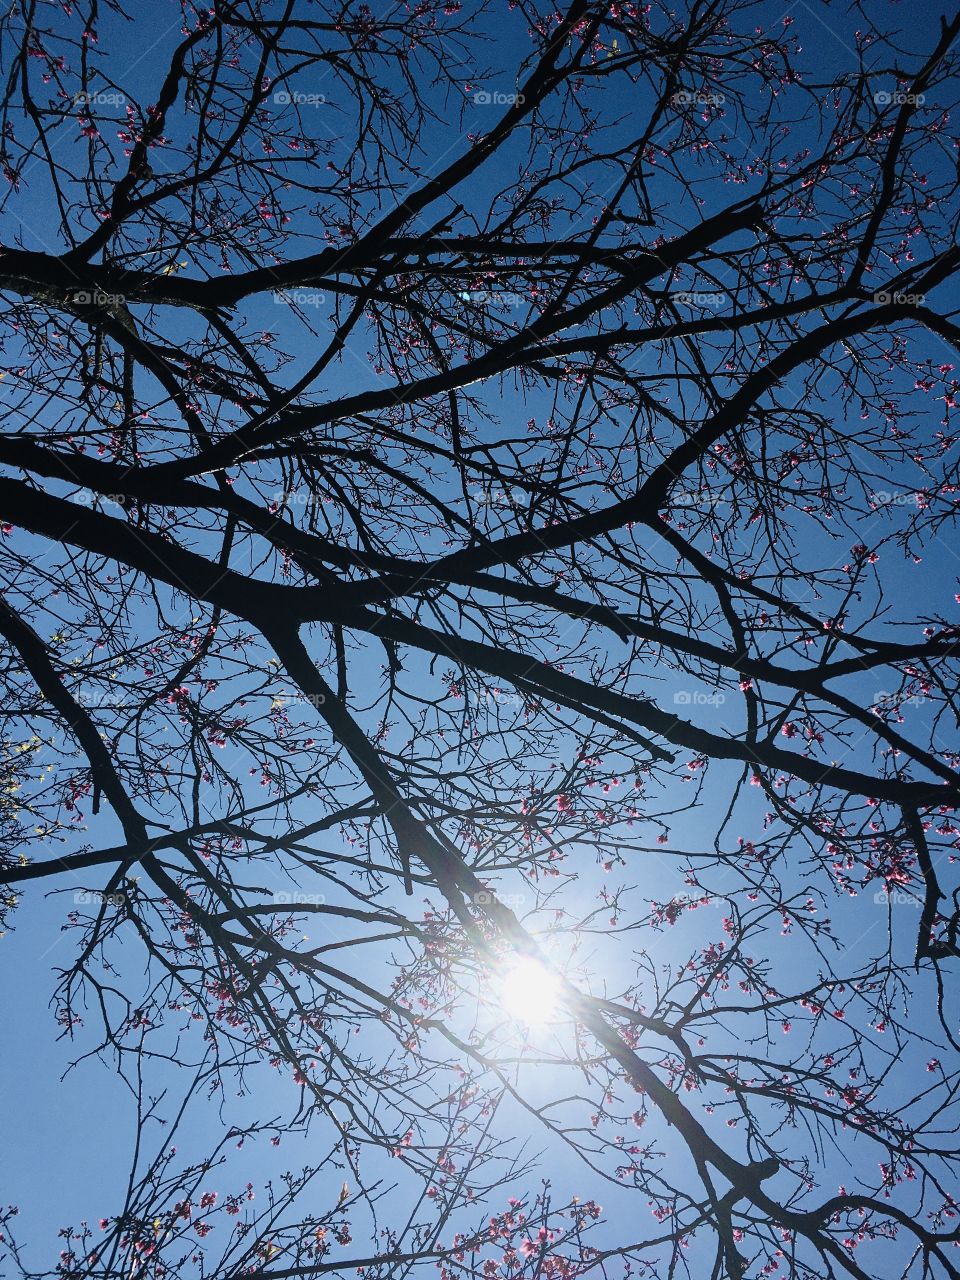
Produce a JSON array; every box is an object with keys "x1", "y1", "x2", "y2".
[{"x1": 500, "y1": 955, "x2": 562, "y2": 1026}]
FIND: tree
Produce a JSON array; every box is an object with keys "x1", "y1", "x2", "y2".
[{"x1": 1, "y1": 0, "x2": 960, "y2": 1276}]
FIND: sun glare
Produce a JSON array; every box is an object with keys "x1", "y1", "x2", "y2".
[{"x1": 500, "y1": 955, "x2": 563, "y2": 1026}]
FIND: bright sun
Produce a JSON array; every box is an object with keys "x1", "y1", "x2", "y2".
[{"x1": 500, "y1": 955, "x2": 563, "y2": 1026}]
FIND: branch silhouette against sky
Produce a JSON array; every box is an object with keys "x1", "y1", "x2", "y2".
[{"x1": 1, "y1": 1, "x2": 960, "y2": 1278}]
